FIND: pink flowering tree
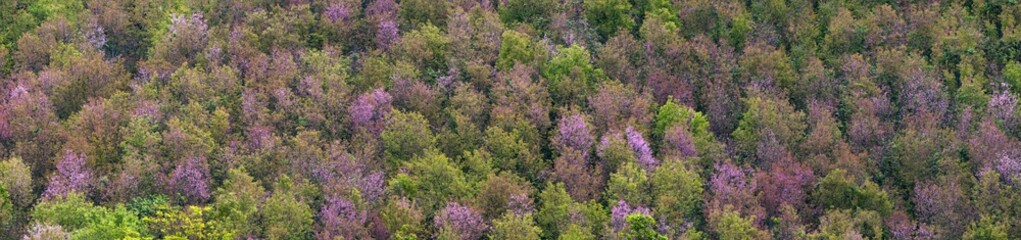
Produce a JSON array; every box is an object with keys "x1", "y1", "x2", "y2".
[
  {"x1": 348, "y1": 89, "x2": 393, "y2": 136},
  {"x1": 434, "y1": 202, "x2": 488, "y2": 240},
  {"x1": 316, "y1": 197, "x2": 370, "y2": 240},
  {"x1": 166, "y1": 155, "x2": 212, "y2": 204},
  {"x1": 42, "y1": 149, "x2": 95, "y2": 200}
]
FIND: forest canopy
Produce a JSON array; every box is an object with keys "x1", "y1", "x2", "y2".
[{"x1": 2, "y1": 0, "x2": 1021, "y2": 239}]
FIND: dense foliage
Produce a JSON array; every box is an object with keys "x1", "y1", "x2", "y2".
[{"x1": 1, "y1": 0, "x2": 1021, "y2": 239}]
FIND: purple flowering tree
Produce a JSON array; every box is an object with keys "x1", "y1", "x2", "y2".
[
  {"x1": 610, "y1": 200, "x2": 651, "y2": 232},
  {"x1": 912, "y1": 181, "x2": 973, "y2": 238},
  {"x1": 988, "y1": 89, "x2": 1020, "y2": 130},
  {"x1": 885, "y1": 211, "x2": 936, "y2": 240},
  {"x1": 42, "y1": 149, "x2": 94, "y2": 200},
  {"x1": 167, "y1": 155, "x2": 212, "y2": 204},
  {"x1": 376, "y1": 21, "x2": 399, "y2": 50},
  {"x1": 553, "y1": 149, "x2": 604, "y2": 201},
  {"x1": 316, "y1": 197, "x2": 370, "y2": 240},
  {"x1": 508, "y1": 193, "x2": 534, "y2": 215},
  {"x1": 626, "y1": 126, "x2": 658, "y2": 172},
  {"x1": 552, "y1": 112, "x2": 604, "y2": 200},
  {"x1": 348, "y1": 89, "x2": 393, "y2": 136},
  {"x1": 753, "y1": 159, "x2": 815, "y2": 217},
  {"x1": 587, "y1": 82, "x2": 654, "y2": 133},
  {"x1": 996, "y1": 155, "x2": 1021, "y2": 186},
  {"x1": 434, "y1": 202, "x2": 488, "y2": 240},
  {"x1": 706, "y1": 161, "x2": 765, "y2": 226},
  {"x1": 554, "y1": 113, "x2": 594, "y2": 154},
  {"x1": 968, "y1": 118, "x2": 1020, "y2": 171},
  {"x1": 662, "y1": 125, "x2": 698, "y2": 158}
]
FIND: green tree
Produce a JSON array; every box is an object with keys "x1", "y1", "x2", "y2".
[
  {"x1": 500, "y1": 0, "x2": 555, "y2": 29},
  {"x1": 708, "y1": 207, "x2": 770, "y2": 240},
  {"x1": 380, "y1": 197, "x2": 427, "y2": 239},
  {"x1": 963, "y1": 216, "x2": 1009, "y2": 240},
  {"x1": 399, "y1": 0, "x2": 449, "y2": 29},
  {"x1": 543, "y1": 45, "x2": 605, "y2": 106},
  {"x1": 484, "y1": 126, "x2": 541, "y2": 179},
  {"x1": 382, "y1": 110, "x2": 437, "y2": 169},
  {"x1": 536, "y1": 183, "x2": 606, "y2": 239},
  {"x1": 0, "y1": 156, "x2": 33, "y2": 208},
  {"x1": 651, "y1": 158, "x2": 703, "y2": 226},
  {"x1": 619, "y1": 213, "x2": 667, "y2": 240},
  {"x1": 812, "y1": 169, "x2": 892, "y2": 216},
  {"x1": 396, "y1": 149, "x2": 471, "y2": 213},
  {"x1": 605, "y1": 162, "x2": 650, "y2": 206},
  {"x1": 261, "y1": 176, "x2": 314, "y2": 240},
  {"x1": 145, "y1": 205, "x2": 234, "y2": 240},
  {"x1": 32, "y1": 193, "x2": 150, "y2": 239},
  {"x1": 653, "y1": 99, "x2": 723, "y2": 169},
  {"x1": 497, "y1": 30, "x2": 542, "y2": 70},
  {"x1": 813, "y1": 209, "x2": 883, "y2": 240},
  {"x1": 584, "y1": 0, "x2": 634, "y2": 40},
  {"x1": 73, "y1": 205, "x2": 150, "y2": 240},
  {"x1": 731, "y1": 93, "x2": 807, "y2": 162},
  {"x1": 210, "y1": 168, "x2": 265, "y2": 238},
  {"x1": 393, "y1": 23, "x2": 451, "y2": 73},
  {"x1": 490, "y1": 213, "x2": 542, "y2": 240},
  {"x1": 0, "y1": 184, "x2": 11, "y2": 230},
  {"x1": 1006, "y1": 61, "x2": 1021, "y2": 94}
]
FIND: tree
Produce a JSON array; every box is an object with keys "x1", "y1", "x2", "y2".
[
  {"x1": 348, "y1": 89, "x2": 393, "y2": 136},
  {"x1": 731, "y1": 92, "x2": 807, "y2": 165},
  {"x1": 651, "y1": 158, "x2": 703, "y2": 231},
  {"x1": 497, "y1": 30, "x2": 542, "y2": 71},
  {"x1": 148, "y1": 13, "x2": 209, "y2": 72},
  {"x1": 962, "y1": 216, "x2": 1009, "y2": 240},
  {"x1": 394, "y1": 150, "x2": 470, "y2": 213},
  {"x1": 166, "y1": 155, "x2": 212, "y2": 205},
  {"x1": 476, "y1": 173, "x2": 533, "y2": 219},
  {"x1": 380, "y1": 197, "x2": 427, "y2": 239},
  {"x1": 398, "y1": 0, "x2": 449, "y2": 28},
  {"x1": 618, "y1": 213, "x2": 667, "y2": 240},
  {"x1": 707, "y1": 207, "x2": 770, "y2": 240},
  {"x1": 753, "y1": 159, "x2": 815, "y2": 218},
  {"x1": 543, "y1": 45, "x2": 604, "y2": 107},
  {"x1": 434, "y1": 202, "x2": 487, "y2": 240},
  {"x1": 392, "y1": 23, "x2": 450, "y2": 72},
  {"x1": 913, "y1": 180, "x2": 973, "y2": 238},
  {"x1": 0, "y1": 184, "x2": 11, "y2": 232},
  {"x1": 145, "y1": 205, "x2": 234, "y2": 239},
  {"x1": 653, "y1": 100, "x2": 723, "y2": 170},
  {"x1": 0, "y1": 156, "x2": 32, "y2": 208},
  {"x1": 489, "y1": 212, "x2": 542, "y2": 240},
  {"x1": 382, "y1": 110, "x2": 436, "y2": 168},
  {"x1": 706, "y1": 161, "x2": 764, "y2": 226},
  {"x1": 42, "y1": 150, "x2": 94, "y2": 200},
  {"x1": 587, "y1": 81, "x2": 654, "y2": 134},
  {"x1": 316, "y1": 196, "x2": 370, "y2": 240},
  {"x1": 554, "y1": 112, "x2": 594, "y2": 154},
  {"x1": 32, "y1": 193, "x2": 148, "y2": 239},
  {"x1": 812, "y1": 169, "x2": 893, "y2": 216},
  {"x1": 535, "y1": 183, "x2": 606, "y2": 239},
  {"x1": 261, "y1": 176, "x2": 314, "y2": 240},
  {"x1": 499, "y1": 0, "x2": 555, "y2": 29},
  {"x1": 21, "y1": 223, "x2": 71, "y2": 240},
  {"x1": 584, "y1": 0, "x2": 634, "y2": 40},
  {"x1": 553, "y1": 148, "x2": 604, "y2": 201},
  {"x1": 814, "y1": 209, "x2": 883, "y2": 240},
  {"x1": 610, "y1": 200, "x2": 650, "y2": 232},
  {"x1": 483, "y1": 126, "x2": 544, "y2": 181},
  {"x1": 605, "y1": 162, "x2": 650, "y2": 207},
  {"x1": 625, "y1": 126, "x2": 658, "y2": 172},
  {"x1": 210, "y1": 168, "x2": 265, "y2": 238}
]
